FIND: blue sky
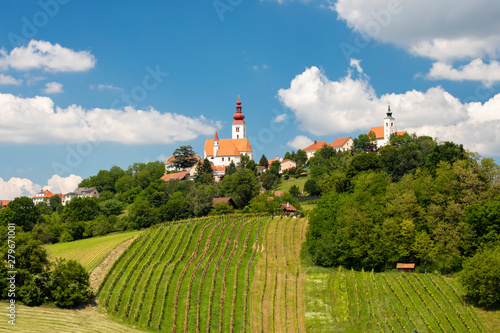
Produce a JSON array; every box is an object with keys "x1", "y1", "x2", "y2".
[{"x1": 1, "y1": 0, "x2": 500, "y2": 199}]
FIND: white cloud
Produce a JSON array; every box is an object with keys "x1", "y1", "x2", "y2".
[
  {"x1": 426, "y1": 59, "x2": 500, "y2": 86},
  {"x1": 274, "y1": 114, "x2": 288, "y2": 123},
  {"x1": 46, "y1": 174, "x2": 82, "y2": 194},
  {"x1": 279, "y1": 64, "x2": 500, "y2": 156},
  {"x1": 0, "y1": 177, "x2": 41, "y2": 200},
  {"x1": 0, "y1": 74, "x2": 22, "y2": 85},
  {"x1": 0, "y1": 174, "x2": 84, "y2": 200},
  {"x1": 42, "y1": 82, "x2": 63, "y2": 94},
  {"x1": 0, "y1": 40, "x2": 96, "y2": 72},
  {"x1": 333, "y1": 0, "x2": 500, "y2": 82},
  {"x1": 287, "y1": 135, "x2": 314, "y2": 150},
  {"x1": 90, "y1": 84, "x2": 122, "y2": 91},
  {"x1": 0, "y1": 93, "x2": 220, "y2": 144}
]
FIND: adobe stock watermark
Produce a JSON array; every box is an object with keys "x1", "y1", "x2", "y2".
[
  {"x1": 248, "y1": 106, "x2": 292, "y2": 154},
  {"x1": 339, "y1": 0, "x2": 403, "y2": 62},
  {"x1": 7, "y1": 0, "x2": 71, "y2": 48},
  {"x1": 52, "y1": 65, "x2": 169, "y2": 177},
  {"x1": 6, "y1": 223, "x2": 17, "y2": 325},
  {"x1": 213, "y1": 0, "x2": 242, "y2": 22}
]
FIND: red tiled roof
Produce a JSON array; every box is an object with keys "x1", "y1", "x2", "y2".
[
  {"x1": 331, "y1": 137, "x2": 351, "y2": 147},
  {"x1": 1, "y1": 200, "x2": 11, "y2": 207},
  {"x1": 205, "y1": 138, "x2": 252, "y2": 157},
  {"x1": 369, "y1": 126, "x2": 384, "y2": 139},
  {"x1": 279, "y1": 203, "x2": 297, "y2": 212},
  {"x1": 396, "y1": 263, "x2": 415, "y2": 269},
  {"x1": 32, "y1": 189, "x2": 54, "y2": 199},
  {"x1": 161, "y1": 171, "x2": 190, "y2": 182},
  {"x1": 212, "y1": 197, "x2": 237, "y2": 208},
  {"x1": 303, "y1": 141, "x2": 330, "y2": 151}
]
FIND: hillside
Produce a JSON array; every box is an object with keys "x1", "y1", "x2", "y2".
[
  {"x1": 304, "y1": 266, "x2": 487, "y2": 332},
  {"x1": 98, "y1": 215, "x2": 308, "y2": 332},
  {"x1": 45, "y1": 230, "x2": 144, "y2": 272}
]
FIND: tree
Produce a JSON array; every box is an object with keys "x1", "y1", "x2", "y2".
[
  {"x1": 289, "y1": 184, "x2": 300, "y2": 197},
  {"x1": 260, "y1": 173, "x2": 278, "y2": 191},
  {"x1": 239, "y1": 154, "x2": 250, "y2": 169},
  {"x1": 49, "y1": 194, "x2": 63, "y2": 212},
  {"x1": 0, "y1": 197, "x2": 41, "y2": 232},
  {"x1": 258, "y1": 154, "x2": 269, "y2": 168},
  {"x1": 172, "y1": 145, "x2": 198, "y2": 170},
  {"x1": 219, "y1": 169, "x2": 259, "y2": 208},
  {"x1": 99, "y1": 199, "x2": 125, "y2": 216},
  {"x1": 304, "y1": 179, "x2": 321, "y2": 196},
  {"x1": 61, "y1": 197, "x2": 100, "y2": 223},
  {"x1": 211, "y1": 202, "x2": 233, "y2": 215},
  {"x1": 246, "y1": 160, "x2": 258, "y2": 175},
  {"x1": 196, "y1": 158, "x2": 214, "y2": 185},
  {"x1": 269, "y1": 160, "x2": 281, "y2": 176},
  {"x1": 225, "y1": 161, "x2": 237, "y2": 176},
  {"x1": 159, "y1": 192, "x2": 193, "y2": 221},
  {"x1": 295, "y1": 149, "x2": 308, "y2": 166},
  {"x1": 460, "y1": 245, "x2": 500, "y2": 308},
  {"x1": 49, "y1": 259, "x2": 93, "y2": 308}
]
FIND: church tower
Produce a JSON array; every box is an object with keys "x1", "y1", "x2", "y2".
[
  {"x1": 232, "y1": 98, "x2": 246, "y2": 139},
  {"x1": 383, "y1": 102, "x2": 397, "y2": 145},
  {"x1": 213, "y1": 131, "x2": 219, "y2": 156}
]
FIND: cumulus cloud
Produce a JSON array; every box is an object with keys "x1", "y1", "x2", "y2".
[
  {"x1": 0, "y1": 92, "x2": 219, "y2": 144},
  {"x1": 279, "y1": 64, "x2": 500, "y2": 156},
  {"x1": 42, "y1": 82, "x2": 63, "y2": 94},
  {"x1": 0, "y1": 74, "x2": 22, "y2": 85},
  {"x1": 0, "y1": 174, "x2": 83, "y2": 200},
  {"x1": 0, "y1": 177, "x2": 41, "y2": 200},
  {"x1": 333, "y1": 0, "x2": 500, "y2": 82},
  {"x1": 287, "y1": 135, "x2": 314, "y2": 150},
  {"x1": 0, "y1": 40, "x2": 96, "y2": 72},
  {"x1": 426, "y1": 59, "x2": 500, "y2": 86}
]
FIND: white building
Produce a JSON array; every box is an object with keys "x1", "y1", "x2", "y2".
[
  {"x1": 204, "y1": 98, "x2": 253, "y2": 167},
  {"x1": 369, "y1": 103, "x2": 406, "y2": 147}
]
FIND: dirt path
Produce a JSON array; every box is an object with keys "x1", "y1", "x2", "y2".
[{"x1": 89, "y1": 237, "x2": 138, "y2": 293}]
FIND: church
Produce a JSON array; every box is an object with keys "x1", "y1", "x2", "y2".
[
  {"x1": 369, "y1": 102, "x2": 406, "y2": 147},
  {"x1": 204, "y1": 98, "x2": 253, "y2": 166}
]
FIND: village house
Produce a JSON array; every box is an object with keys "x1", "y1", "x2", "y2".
[
  {"x1": 331, "y1": 137, "x2": 354, "y2": 152},
  {"x1": 303, "y1": 141, "x2": 330, "y2": 159},
  {"x1": 1, "y1": 200, "x2": 11, "y2": 209},
  {"x1": 62, "y1": 187, "x2": 100, "y2": 205},
  {"x1": 32, "y1": 189, "x2": 56, "y2": 205},
  {"x1": 280, "y1": 159, "x2": 296, "y2": 174}
]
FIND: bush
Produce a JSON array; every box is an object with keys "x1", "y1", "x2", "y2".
[
  {"x1": 49, "y1": 259, "x2": 93, "y2": 308},
  {"x1": 460, "y1": 245, "x2": 500, "y2": 308}
]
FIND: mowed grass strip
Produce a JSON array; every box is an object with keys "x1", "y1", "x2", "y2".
[
  {"x1": 304, "y1": 267, "x2": 489, "y2": 333},
  {"x1": 0, "y1": 302, "x2": 143, "y2": 333},
  {"x1": 45, "y1": 230, "x2": 144, "y2": 272},
  {"x1": 249, "y1": 217, "x2": 308, "y2": 333}
]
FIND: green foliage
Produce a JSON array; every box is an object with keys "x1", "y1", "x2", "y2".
[
  {"x1": 225, "y1": 160, "x2": 237, "y2": 175},
  {"x1": 0, "y1": 197, "x2": 41, "y2": 232},
  {"x1": 304, "y1": 178, "x2": 321, "y2": 196},
  {"x1": 99, "y1": 199, "x2": 125, "y2": 216},
  {"x1": 171, "y1": 145, "x2": 198, "y2": 169},
  {"x1": 260, "y1": 173, "x2": 278, "y2": 191},
  {"x1": 211, "y1": 201, "x2": 233, "y2": 215},
  {"x1": 289, "y1": 184, "x2": 300, "y2": 197},
  {"x1": 258, "y1": 154, "x2": 269, "y2": 168},
  {"x1": 461, "y1": 245, "x2": 500, "y2": 308},
  {"x1": 219, "y1": 169, "x2": 259, "y2": 208},
  {"x1": 49, "y1": 259, "x2": 93, "y2": 308},
  {"x1": 159, "y1": 192, "x2": 193, "y2": 221},
  {"x1": 62, "y1": 197, "x2": 100, "y2": 223},
  {"x1": 196, "y1": 158, "x2": 214, "y2": 185},
  {"x1": 269, "y1": 160, "x2": 281, "y2": 176}
]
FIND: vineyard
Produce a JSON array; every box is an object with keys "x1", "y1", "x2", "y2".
[
  {"x1": 305, "y1": 266, "x2": 487, "y2": 333},
  {"x1": 98, "y1": 215, "x2": 308, "y2": 332},
  {"x1": 45, "y1": 230, "x2": 143, "y2": 271}
]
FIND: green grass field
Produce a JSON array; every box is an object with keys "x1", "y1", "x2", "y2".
[
  {"x1": 276, "y1": 176, "x2": 309, "y2": 193},
  {"x1": 304, "y1": 266, "x2": 489, "y2": 333},
  {"x1": 0, "y1": 302, "x2": 144, "y2": 332},
  {"x1": 98, "y1": 216, "x2": 308, "y2": 332},
  {"x1": 45, "y1": 230, "x2": 143, "y2": 272}
]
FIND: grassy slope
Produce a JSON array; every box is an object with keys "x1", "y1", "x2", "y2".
[
  {"x1": 276, "y1": 176, "x2": 309, "y2": 193},
  {"x1": 303, "y1": 262, "x2": 492, "y2": 333},
  {"x1": 45, "y1": 230, "x2": 143, "y2": 272},
  {"x1": 98, "y1": 216, "x2": 308, "y2": 332},
  {"x1": 0, "y1": 302, "x2": 144, "y2": 333}
]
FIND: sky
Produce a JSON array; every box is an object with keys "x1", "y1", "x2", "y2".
[{"x1": 1, "y1": 0, "x2": 500, "y2": 199}]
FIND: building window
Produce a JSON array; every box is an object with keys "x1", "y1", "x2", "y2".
[
  {"x1": 228, "y1": 157, "x2": 230, "y2": 161},
  {"x1": 386, "y1": 123, "x2": 388, "y2": 127},
  {"x1": 237, "y1": 135, "x2": 239, "y2": 139},
  {"x1": 222, "y1": 157, "x2": 224, "y2": 162},
  {"x1": 236, "y1": 127, "x2": 240, "y2": 132},
  {"x1": 391, "y1": 122, "x2": 394, "y2": 126}
]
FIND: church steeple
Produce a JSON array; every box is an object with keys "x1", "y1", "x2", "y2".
[
  {"x1": 386, "y1": 101, "x2": 393, "y2": 118},
  {"x1": 383, "y1": 101, "x2": 397, "y2": 144},
  {"x1": 232, "y1": 97, "x2": 246, "y2": 139}
]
